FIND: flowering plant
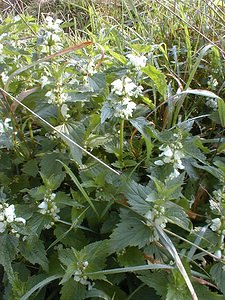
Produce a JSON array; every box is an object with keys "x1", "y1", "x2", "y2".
[{"x1": 0, "y1": 14, "x2": 224, "y2": 300}]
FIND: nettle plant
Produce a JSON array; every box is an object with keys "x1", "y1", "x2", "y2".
[{"x1": 0, "y1": 15, "x2": 225, "y2": 300}]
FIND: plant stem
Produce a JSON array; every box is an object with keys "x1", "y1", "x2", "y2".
[{"x1": 119, "y1": 118, "x2": 125, "y2": 163}]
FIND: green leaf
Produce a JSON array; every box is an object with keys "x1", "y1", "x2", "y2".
[
  {"x1": 138, "y1": 271, "x2": 168, "y2": 298},
  {"x1": 22, "y1": 159, "x2": 39, "y2": 177},
  {"x1": 0, "y1": 234, "x2": 19, "y2": 279},
  {"x1": 100, "y1": 103, "x2": 113, "y2": 124},
  {"x1": 27, "y1": 213, "x2": 52, "y2": 235},
  {"x1": 87, "y1": 73, "x2": 106, "y2": 93},
  {"x1": 179, "y1": 89, "x2": 221, "y2": 99},
  {"x1": 131, "y1": 44, "x2": 152, "y2": 53},
  {"x1": 117, "y1": 247, "x2": 146, "y2": 267},
  {"x1": 19, "y1": 236, "x2": 49, "y2": 272},
  {"x1": 124, "y1": 180, "x2": 149, "y2": 214},
  {"x1": 40, "y1": 152, "x2": 65, "y2": 178},
  {"x1": 110, "y1": 209, "x2": 151, "y2": 252},
  {"x1": 85, "y1": 288, "x2": 111, "y2": 300},
  {"x1": 142, "y1": 65, "x2": 167, "y2": 97},
  {"x1": 218, "y1": 99, "x2": 225, "y2": 127},
  {"x1": 81, "y1": 240, "x2": 109, "y2": 280},
  {"x1": 194, "y1": 282, "x2": 225, "y2": 300},
  {"x1": 60, "y1": 279, "x2": 86, "y2": 300},
  {"x1": 108, "y1": 49, "x2": 127, "y2": 64},
  {"x1": 165, "y1": 202, "x2": 191, "y2": 230},
  {"x1": 59, "y1": 240, "x2": 109, "y2": 283},
  {"x1": 210, "y1": 263, "x2": 225, "y2": 296},
  {"x1": 56, "y1": 122, "x2": 85, "y2": 165},
  {"x1": 40, "y1": 172, "x2": 65, "y2": 190}
]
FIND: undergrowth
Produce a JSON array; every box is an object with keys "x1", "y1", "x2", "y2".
[{"x1": 0, "y1": 1, "x2": 225, "y2": 299}]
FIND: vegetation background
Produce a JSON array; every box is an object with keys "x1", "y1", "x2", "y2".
[{"x1": 0, "y1": 0, "x2": 225, "y2": 299}]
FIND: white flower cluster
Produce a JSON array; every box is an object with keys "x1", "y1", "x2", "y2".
[
  {"x1": 0, "y1": 118, "x2": 12, "y2": 134},
  {"x1": 0, "y1": 43, "x2": 3, "y2": 54},
  {"x1": 210, "y1": 218, "x2": 224, "y2": 233},
  {"x1": 155, "y1": 139, "x2": 185, "y2": 179},
  {"x1": 126, "y1": 53, "x2": 147, "y2": 69},
  {"x1": 108, "y1": 77, "x2": 143, "y2": 119},
  {"x1": 207, "y1": 75, "x2": 218, "y2": 90},
  {"x1": 0, "y1": 203, "x2": 26, "y2": 236},
  {"x1": 45, "y1": 87, "x2": 71, "y2": 107},
  {"x1": 73, "y1": 261, "x2": 93, "y2": 289},
  {"x1": 209, "y1": 188, "x2": 225, "y2": 214},
  {"x1": 111, "y1": 77, "x2": 143, "y2": 98},
  {"x1": 144, "y1": 205, "x2": 167, "y2": 229},
  {"x1": 206, "y1": 97, "x2": 218, "y2": 111},
  {"x1": 37, "y1": 16, "x2": 63, "y2": 52},
  {"x1": 38, "y1": 192, "x2": 60, "y2": 229}
]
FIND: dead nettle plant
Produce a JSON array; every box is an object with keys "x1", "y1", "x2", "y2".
[{"x1": 0, "y1": 11, "x2": 225, "y2": 300}]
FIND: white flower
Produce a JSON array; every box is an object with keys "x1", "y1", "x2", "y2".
[
  {"x1": 40, "y1": 76, "x2": 50, "y2": 88},
  {"x1": 0, "y1": 222, "x2": 6, "y2": 233},
  {"x1": 122, "y1": 97, "x2": 136, "y2": 119},
  {"x1": 169, "y1": 169, "x2": 180, "y2": 179},
  {"x1": 206, "y1": 98, "x2": 218, "y2": 110},
  {"x1": 15, "y1": 217, "x2": 26, "y2": 224},
  {"x1": 124, "y1": 77, "x2": 137, "y2": 96},
  {"x1": 0, "y1": 43, "x2": 3, "y2": 54},
  {"x1": 0, "y1": 72, "x2": 9, "y2": 84},
  {"x1": 214, "y1": 250, "x2": 222, "y2": 259},
  {"x1": 209, "y1": 199, "x2": 220, "y2": 213},
  {"x1": 127, "y1": 54, "x2": 147, "y2": 69},
  {"x1": 210, "y1": 218, "x2": 221, "y2": 232},
  {"x1": 154, "y1": 160, "x2": 164, "y2": 166},
  {"x1": 111, "y1": 79, "x2": 123, "y2": 95},
  {"x1": 83, "y1": 261, "x2": 89, "y2": 268},
  {"x1": 161, "y1": 146, "x2": 173, "y2": 157},
  {"x1": 38, "y1": 201, "x2": 48, "y2": 214},
  {"x1": 45, "y1": 17, "x2": 63, "y2": 31},
  {"x1": 45, "y1": 91, "x2": 55, "y2": 104},
  {"x1": 4, "y1": 204, "x2": 15, "y2": 223}
]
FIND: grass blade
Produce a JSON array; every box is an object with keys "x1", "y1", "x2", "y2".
[
  {"x1": 58, "y1": 160, "x2": 99, "y2": 217},
  {"x1": 156, "y1": 225, "x2": 198, "y2": 300},
  {"x1": 20, "y1": 274, "x2": 62, "y2": 300}
]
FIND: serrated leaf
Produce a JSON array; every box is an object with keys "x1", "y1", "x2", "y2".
[
  {"x1": 82, "y1": 240, "x2": 109, "y2": 280},
  {"x1": 56, "y1": 122, "x2": 85, "y2": 165},
  {"x1": 100, "y1": 103, "x2": 113, "y2": 124},
  {"x1": 166, "y1": 281, "x2": 191, "y2": 300},
  {"x1": 210, "y1": 263, "x2": 225, "y2": 296},
  {"x1": 117, "y1": 247, "x2": 145, "y2": 267},
  {"x1": 22, "y1": 159, "x2": 39, "y2": 177},
  {"x1": 40, "y1": 172, "x2": 65, "y2": 190},
  {"x1": 138, "y1": 271, "x2": 168, "y2": 298},
  {"x1": 110, "y1": 209, "x2": 151, "y2": 252},
  {"x1": 142, "y1": 65, "x2": 167, "y2": 97},
  {"x1": 165, "y1": 202, "x2": 191, "y2": 230},
  {"x1": 0, "y1": 234, "x2": 19, "y2": 278},
  {"x1": 59, "y1": 240, "x2": 109, "y2": 283},
  {"x1": 39, "y1": 152, "x2": 65, "y2": 178},
  {"x1": 87, "y1": 73, "x2": 106, "y2": 93},
  {"x1": 194, "y1": 282, "x2": 225, "y2": 300},
  {"x1": 125, "y1": 180, "x2": 149, "y2": 214},
  {"x1": 60, "y1": 279, "x2": 86, "y2": 300},
  {"x1": 27, "y1": 213, "x2": 52, "y2": 235},
  {"x1": 19, "y1": 236, "x2": 49, "y2": 272}
]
